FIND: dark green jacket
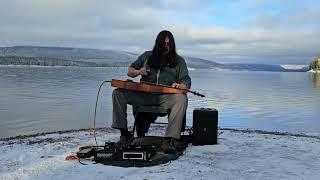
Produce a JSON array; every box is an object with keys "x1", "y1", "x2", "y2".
[{"x1": 130, "y1": 51, "x2": 191, "y2": 89}]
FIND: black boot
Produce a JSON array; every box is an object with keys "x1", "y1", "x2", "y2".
[
  {"x1": 118, "y1": 129, "x2": 133, "y2": 145},
  {"x1": 161, "y1": 138, "x2": 176, "y2": 154}
]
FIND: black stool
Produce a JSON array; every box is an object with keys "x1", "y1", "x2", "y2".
[{"x1": 133, "y1": 106, "x2": 186, "y2": 137}]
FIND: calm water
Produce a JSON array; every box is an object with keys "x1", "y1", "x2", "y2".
[{"x1": 0, "y1": 66, "x2": 320, "y2": 138}]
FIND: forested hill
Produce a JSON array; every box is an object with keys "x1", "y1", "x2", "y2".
[
  {"x1": 0, "y1": 46, "x2": 226, "y2": 68},
  {"x1": 309, "y1": 54, "x2": 320, "y2": 71},
  {"x1": 0, "y1": 56, "x2": 131, "y2": 67},
  {"x1": 0, "y1": 46, "x2": 308, "y2": 71},
  {"x1": 0, "y1": 46, "x2": 136, "y2": 61}
]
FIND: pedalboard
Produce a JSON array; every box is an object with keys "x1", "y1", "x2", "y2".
[{"x1": 93, "y1": 142, "x2": 156, "y2": 162}]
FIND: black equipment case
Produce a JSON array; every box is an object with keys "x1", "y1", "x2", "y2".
[{"x1": 192, "y1": 108, "x2": 218, "y2": 145}]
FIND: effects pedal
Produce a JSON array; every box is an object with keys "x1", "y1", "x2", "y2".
[{"x1": 77, "y1": 147, "x2": 94, "y2": 158}]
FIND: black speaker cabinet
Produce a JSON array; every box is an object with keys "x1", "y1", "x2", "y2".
[{"x1": 192, "y1": 108, "x2": 218, "y2": 145}]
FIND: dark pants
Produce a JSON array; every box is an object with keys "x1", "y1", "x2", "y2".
[{"x1": 112, "y1": 89, "x2": 188, "y2": 139}]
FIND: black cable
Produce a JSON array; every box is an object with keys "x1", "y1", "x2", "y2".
[
  {"x1": 178, "y1": 136, "x2": 192, "y2": 158},
  {"x1": 162, "y1": 160, "x2": 172, "y2": 166},
  {"x1": 218, "y1": 130, "x2": 224, "y2": 136},
  {"x1": 92, "y1": 80, "x2": 111, "y2": 147},
  {"x1": 78, "y1": 158, "x2": 88, "y2": 165}
]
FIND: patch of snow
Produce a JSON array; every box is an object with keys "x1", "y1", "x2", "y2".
[
  {"x1": 209, "y1": 67, "x2": 233, "y2": 71},
  {"x1": 1, "y1": 127, "x2": 320, "y2": 180},
  {"x1": 308, "y1": 69, "x2": 320, "y2": 73},
  {"x1": 280, "y1": 64, "x2": 307, "y2": 70}
]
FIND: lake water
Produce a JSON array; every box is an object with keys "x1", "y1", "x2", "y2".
[{"x1": 1, "y1": 66, "x2": 320, "y2": 139}]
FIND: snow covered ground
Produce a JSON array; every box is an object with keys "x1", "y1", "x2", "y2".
[{"x1": 1, "y1": 127, "x2": 320, "y2": 180}]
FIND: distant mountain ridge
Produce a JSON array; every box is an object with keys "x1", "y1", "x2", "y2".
[
  {"x1": 0, "y1": 46, "x2": 136, "y2": 61},
  {"x1": 0, "y1": 46, "x2": 308, "y2": 72}
]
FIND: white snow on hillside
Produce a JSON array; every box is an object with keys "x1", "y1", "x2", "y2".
[{"x1": 280, "y1": 64, "x2": 308, "y2": 70}]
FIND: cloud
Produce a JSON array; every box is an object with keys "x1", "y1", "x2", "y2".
[
  {"x1": 0, "y1": 0, "x2": 319, "y2": 64},
  {"x1": 244, "y1": 7, "x2": 320, "y2": 31}
]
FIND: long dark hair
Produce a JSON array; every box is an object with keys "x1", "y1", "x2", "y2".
[{"x1": 147, "y1": 30, "x2": 177, "y2": 69}]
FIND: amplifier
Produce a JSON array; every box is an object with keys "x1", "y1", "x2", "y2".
[{"x1": 192, "y1": 108, "x2": 218, "y2": 145}]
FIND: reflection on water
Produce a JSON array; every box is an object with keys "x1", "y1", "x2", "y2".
[
  {"x1": 310, "y1": 73, "x2": 320, "y2": 93},
  {"x1": 0, "y1": 67, "x2": 320, "y2": 138}
]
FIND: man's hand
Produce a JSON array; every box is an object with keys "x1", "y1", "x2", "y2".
[
  {"x1": 137, "y1": 67, "x2": 150, "y2": 76},
  {"x1": 172, "y1": 83, "x2": 187, "y2": 89},
  {"x1": 127, "y1": 67, "x2": 150, "y2": 78}
]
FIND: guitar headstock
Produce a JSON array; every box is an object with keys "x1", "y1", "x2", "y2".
[{"x1": 192, "y1": 91, "x2": 205, "y2": 97}]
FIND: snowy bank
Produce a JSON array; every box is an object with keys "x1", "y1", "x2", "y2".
[
  {"x1": 308, "y1": 69, "x2": 320, "y2": 73},
  {"x1": 1, "y1": 127, "x2": 320, "y2": 180},
  {"x1": 280, "y1": 64, "x2": 307, "y2": 70}
]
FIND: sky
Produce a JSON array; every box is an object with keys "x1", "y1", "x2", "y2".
[{"x1": 0, "y1": 0, "x2": 319, "y2": 64}]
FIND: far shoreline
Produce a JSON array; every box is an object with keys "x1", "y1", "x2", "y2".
[
  {"x1": 308, "y1": 69, "x2": 320, "y2": 73},
  {"x1": 0, "y1": 64, "x2": 310, "y2": 72},
  {"x1": 0, "y1": 64, "x2": 127, "y2": 68}
]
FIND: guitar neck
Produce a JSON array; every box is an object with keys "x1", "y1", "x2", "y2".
[{"x1": 140, "y1": 81, "x2": 204, "y2": 97}]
